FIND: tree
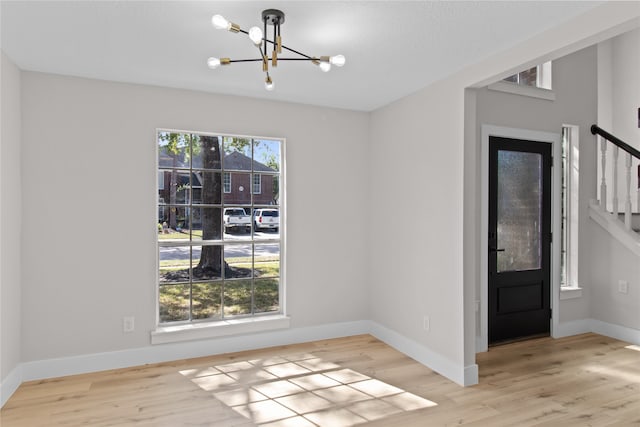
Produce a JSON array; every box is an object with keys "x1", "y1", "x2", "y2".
[
  {"x1": 160, "y1": 134, "x2": 276, "y2": 280},
  {"x1": 193, "y1": 135, "x2": 228, "y2": 279}
]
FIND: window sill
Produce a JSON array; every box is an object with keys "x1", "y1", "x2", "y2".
[
  {"x1": 487, "y1": 81, "x2": 555, "y2": 101},
  {"x1": 151, "y1": 315, "x2": 290, "y2": 345},
  {"x1": 560, "y1": 287, "x2": 583, "y2": 300}
]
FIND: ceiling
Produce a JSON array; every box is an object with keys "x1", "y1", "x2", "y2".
[{"x1": 1, "y1": 1, "x2": 602, "y2": 111}]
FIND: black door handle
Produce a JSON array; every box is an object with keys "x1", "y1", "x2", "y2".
[{"x1": 489, "y1": 247, "x2": 505, "y2": 252}]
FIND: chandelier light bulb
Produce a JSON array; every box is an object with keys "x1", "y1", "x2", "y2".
[
  {"x1": 207, "y1": 57, "x2": 221, "y2": 69},
  {"x1": 319, "y1": 62, "x2": 331, "y2": 72},
  {"x1": 330, "y1": 55, "x2": 346, "y2": 67},
  {"x1": 248, "y1": 26, "x2": 263, "y2": 46},
  {"x1": 265, "y1": 76, "x2": 275, "y2": 91},
  {"x1": 211, "y1": 14, "x2": 230, "y2": 30}
]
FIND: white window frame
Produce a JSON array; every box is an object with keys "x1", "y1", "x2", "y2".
[
  {"x1": 488, "y1": 61, "x2": 555, "y2": 101},
  {"x1": 537, "y1": 61, "x2": 552, "y2": 90},
  {"x1": 503, "y1": 61, "x2": 552, "y2": 89},
  {"x1": 154, "y1": 129, "x2": 287, "y2": 343},
  {"x1": 560, "y1": 125, "x2": 582, "y2": 299}
]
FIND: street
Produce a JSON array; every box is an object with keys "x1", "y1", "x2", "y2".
[{"x1": 159, "y1": 231, "x2": 279, "y2": 261}]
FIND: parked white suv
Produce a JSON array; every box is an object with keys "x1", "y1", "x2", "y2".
[{"x1": 253, "y1": 208, "x2": 279, "y2": 232}]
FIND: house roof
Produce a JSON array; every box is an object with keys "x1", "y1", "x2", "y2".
[{"x1": 224, "y1": 151, "x2": 276, "y2": 173}]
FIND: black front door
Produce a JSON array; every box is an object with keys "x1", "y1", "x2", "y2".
[{"x1": 488, "y1": 136, "x2": 552, "y2": 344}]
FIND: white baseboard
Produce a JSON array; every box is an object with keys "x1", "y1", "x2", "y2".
[
  {"x1": 11, "y1": 320, "x2": 476, "y2": 399},
  {"x1": 464, "y1": 364, "x2": 479, "y2": 386},
  {"x1": 14, "y1": 318, "x2": 633, "y2": 407},
  {"x1": 590, "y1": 319, "x2": 640, "y2": 344},
  {"x1": 1, "y1": 365, "x2": 22, "y2": 408},
  {"x1": 369, "y1": 322, "x2": 474, "y2": 386},
  {"x1": 21, "y1": 320, "x2": 371, "y2": 383},
  {"x1": 553, "y1": 319, "x2": 592, "y2": 338},
  {"x1": 554, "y1": 318, "x2": 640, "y2": 344}
]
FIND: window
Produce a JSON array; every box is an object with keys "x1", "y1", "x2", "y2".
[
  {"x1": 223, "y1": 172, "x2": 231, "y2": 193},
  {"x1": 157, "y1": 131, "x2": 282, "y2": 324},
  {"x1": 504, "y1": 61, "x2": 552, "y2": 90},
  {"x1": 253, "y1": 174, "x2": 261, "y2": 194},
  {"x1": 561, "y1": 125, "x2": 579, "y2": 290}
]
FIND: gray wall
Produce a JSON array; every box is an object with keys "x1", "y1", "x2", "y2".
[
  {"x1": 20, "y1": 71, "x2": 370, "y2": 362},
  {"x1": 1, "y1": 52, "x2": 22, "y2": 387},
  {"x1": 590, "y1": 28, "x2": 640, "y2": 331},
  {"x1": 474, "y1": 45, "x2": 598, "y2": 327}
]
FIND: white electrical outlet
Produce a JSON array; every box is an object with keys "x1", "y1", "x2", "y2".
[
  {"x1": 423, "y1": 315, "x2": 430, "y2": 332},
  {"x1": 123, "y1": 316, "x2": 135, "y2": 333},
  {"x1": 618, "y1": 280, "x2": 629, "y2": 294}
]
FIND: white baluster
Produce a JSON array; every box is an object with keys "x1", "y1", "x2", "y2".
[
  {"x1": 637, "y1": 164, "x2": 640, "y2": 215},
  {"x1": 613, "y1": 145, "x2": 619, "y2": 216},
  {"x1": 600, "y1": 136, "x2": 607, "y2": 210},
  {"x1": 625, "y1": 153, "x2": 632, "y2": 230}
]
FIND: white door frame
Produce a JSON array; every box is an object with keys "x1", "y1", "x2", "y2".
[{"x1": 478, "y1": 125, "x2": 562, "y2": 352}]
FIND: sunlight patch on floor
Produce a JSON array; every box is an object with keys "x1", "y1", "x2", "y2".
[
  {"x1": 585, "y1": 364, "x2": 640, "y2": 383},
  {"x1": 179, "y1": 353, "x2": 437, "y2": 426}
]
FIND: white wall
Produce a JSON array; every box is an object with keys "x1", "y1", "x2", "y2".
[
  {"x1": 370, "y1": 3, "x2": 639, "y2": 385},
  {"x1": 20, "y1": 72, "x2": 370, "y2": 362},
  {"x1": 590, "y1": 27, "x2": 640, "y2": 332},
  {"x1": 1, "y1": 51, "x2": 22, "y2": 399},
  {"x1": 370, "y1": 79, "x2": 466, "y2": 378},
  {"x1": 610, "y1": 28, "x2": 640, "y2": 147},
  {"x1": 589, "y1": 223, "x2": 640, "y2": 330},
  {"x1": 474, "y1": 45, "x2": 598, "y2": 328}
]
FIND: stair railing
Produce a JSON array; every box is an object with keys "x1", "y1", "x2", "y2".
[{"x1": 591, "y1": 124, "x2": 640, "y2": 231}]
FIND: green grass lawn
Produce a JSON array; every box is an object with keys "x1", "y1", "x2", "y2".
[
  {"x1": 158, "y1": 229, "x2": 202, "y2": 240},
  {"x1": 159, "y1": 258, "x2": 279, "y2": 322}
]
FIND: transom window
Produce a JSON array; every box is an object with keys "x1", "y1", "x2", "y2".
[
  {"x1": 504, "y1": 61, "x2": 552, "y2": 90},
  {"x1": 157, "y1": 130, "x2": 282, "y2": 324}
]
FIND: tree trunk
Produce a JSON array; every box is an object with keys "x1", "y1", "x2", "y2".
[{"x1": 194, "y1": 136, "x2": 228, "y2": 279}]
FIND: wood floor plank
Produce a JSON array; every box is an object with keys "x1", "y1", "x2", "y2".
[{"x1": 2, "y1": 333, "x2": 639, "y2": 426}]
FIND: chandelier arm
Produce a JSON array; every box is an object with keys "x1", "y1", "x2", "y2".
[
  {"x1": 227, "y1": 59, "x2": 265, "y2": 63},
  {"x1": 233, "y1": 27, "x2": 313, "y2": 60},
  {"x1": 279, "y1": 44, "x2": 312, "y2": 60},
  {"x1": 225, "y1": 58, "x2": 318, "y2": 63}
]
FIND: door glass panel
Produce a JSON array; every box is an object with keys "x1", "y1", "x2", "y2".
[{"x1": 497, "y1": 150, "x2": 542, "y2": 273}]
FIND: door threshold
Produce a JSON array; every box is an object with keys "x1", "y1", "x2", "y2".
[{"x1": 489, "y1": 333, "x2": 550, "y2": 347}]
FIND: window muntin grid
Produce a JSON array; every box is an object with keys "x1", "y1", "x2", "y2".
[{"x1": 157, "y1": 131, "x2": 282, "y2": 324}]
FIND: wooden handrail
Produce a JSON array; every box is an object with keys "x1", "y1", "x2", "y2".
[{"x1": 591, "y1": 124, "x2": 640, "y2": 159}]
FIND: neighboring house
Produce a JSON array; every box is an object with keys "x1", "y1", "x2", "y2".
[
  {"x1": 157, "y1": 150, "x2": 277, "y2": 228},
  {"x1": 222, "y1": 151, "x2": 277, "y2": 206}
]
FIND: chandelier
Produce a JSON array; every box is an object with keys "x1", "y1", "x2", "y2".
[{"x1": 207, "y1": 9, "x2": 346, "y2": 91}]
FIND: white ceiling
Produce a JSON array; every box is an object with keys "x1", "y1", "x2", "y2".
[{"x1": 1, "y1": 1, "x2": 602, "y2": 111}]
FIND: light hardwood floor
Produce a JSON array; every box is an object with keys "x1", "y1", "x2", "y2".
[{"x1": 2, "y1": 333, "x2": 639, "y2": 426}]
